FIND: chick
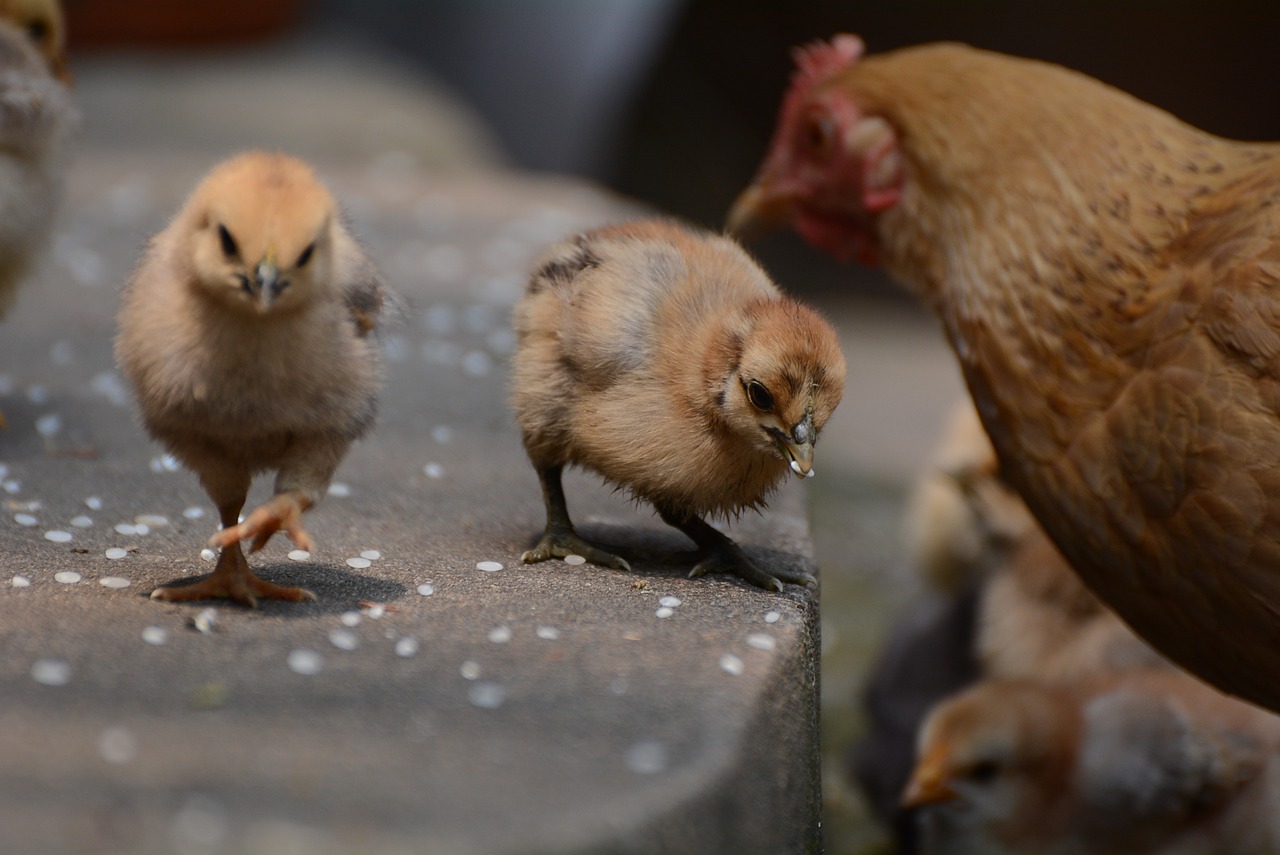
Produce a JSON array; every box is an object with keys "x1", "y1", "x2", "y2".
[
  {"x1": 511, "y1": 219, "x2": 846, "y2": 590},
  {"x1": 0, "y1": 0, "x2": 73, "y2": 322},
  {"x1": 905, "y1": 672, "x2": 1280, "y2": 855},
  {"x1": 115, "y1": 151, "x2": 384, "y2": 606}
]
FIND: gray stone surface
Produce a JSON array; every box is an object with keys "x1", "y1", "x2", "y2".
[{"x1": 0, "y1": 145, "x2": 822, "y2": 854}]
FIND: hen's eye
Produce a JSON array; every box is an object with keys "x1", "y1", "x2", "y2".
[
  {"x1": 746, "y1": 380, "x2": 774, "y2": 412},
  {"x1": 807, "y1": 116, "x2": 836, "y2": 156},
  {"x1": 967, "y1": 761, "x2": 1001, "y2": 784},
  {"x1": 217, "y1": 224, "x2": 239, "y2": 258},
  {"x1": 295, "y1": 242, "x2": 315, "y2": 268}
]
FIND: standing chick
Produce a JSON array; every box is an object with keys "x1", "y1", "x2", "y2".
[
  {"x1": 905, "y1": 672, "x2": 1280, "y2": 855},
  {"x1": 512, "y1": 219, "x2": 845, "y2": 590},
  {"x1": 116, "y1": 151, "x2": 383, "y2": 606}
]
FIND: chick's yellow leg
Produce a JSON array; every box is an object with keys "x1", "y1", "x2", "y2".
[
  {"x1": 657, "y1": 506, "x2": 816, "y2": 592},
  {"x1": 209, "y1": 490, "x2": 316, "y2": 553},
  {"x1": 522, "y1": 465, "x2": 631, "y2": 571}
]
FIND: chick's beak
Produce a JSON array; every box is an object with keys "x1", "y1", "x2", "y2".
[
  {"x1": 255, "y1": 260, "x2": 280, "y2": 309},
  {"x1": 727, "y1": 182, "x2": 794, "y2": 241},
  {"x1": 778, "y1": 414, "x2": 816, "y2": 480},
  {"x1": 901, "y1": 750, "x2": 959, "y2": 809}
]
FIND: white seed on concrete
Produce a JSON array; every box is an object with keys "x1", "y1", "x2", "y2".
[
  {"x1": 659, "y1": 596, "x2": 682, "y2": 608},
  {"x1": 49, "y1": 340, "x2": 74, "y2": 365},
  {"x1": 417, "y1": 582, "x2": 435, "y2": 596},
  {"x1": 624, "y1": 740, "x2": 668, "y2": 775},
  {"x1": 14, "y1": 512, "x2": 36, "y2": 526},
  {"x1": 746, "y1": 633, "x2": 777, "y2": 652},
  {"x1": 287, "y1": 649, "x2": 324, "y2": 675},
  {"x1": 610, "y1": 676, "x2": 629, "y2": 696},
  {"x1": 54, "y1": 570, "x2": 81, "y2": 584},
  {"x1": 141, "y1": 626, "x2": 168, "y2": 646},
  {"x1": 70, "y1": 515, "x2": 93, "y2": 528},
  {"x1": 100, "y1": 576, "x2": 130, "y2": 589},
  {"x1": 655, "y1": 607, "x2": 674, "y2": 619},
  {"x1": 459, "y1": 660, "x2": 482, "y2": 680},
  {"x1": 719, "y1": 654, "x2": 745, "y2": 676},
  {"x1": 345, "y1": 557, "x2": 372, "y2": 569},
  {"x1": 476, "y1": 561, "x2": 502, "y2": 573},
  {"x1": 200, "y1": 548, "x2": 216, "y2": 562},
  {"x1": 563, "y1": 554, "x2": 586, "y2": 566},
  {"x1": 191, "y1": 608, "x2": 218, "y2": 634},
  {"x1": 461, "y1": 350, "x2": 492, "y2": 377},
  {"x1": 487, "y1": 626, "x2": 512, "y2": 644},
  {"x1": 170, "y1": 794, "x2": 229, "y2": 851},
  {"x1": 44, "y1": 530, "x2": 72, "y2": 543},
  {"x1": 468, "y1": 682, "x2": 506, "y2": 710},
  {"x1": 26, "y1": 384, "x2": 48, "y2": 404},
  {"x1": 423, "y1": 462, "x2": 443, "y2": 479},
  {"x1": 327, "y1": 482, "x2": 352, "y2": 498},
  {"x1": 114, "y1": 523, "x2": 137, "y2": 536},
  {"x1": 328, "y1": 629, "x2": 359, "y2": 651},
  {"x1": 133, "y1": 524, "x2": 151, "y2": 536},
  {"x1": 395, "y1": 637, "x2": 419, "y2": 657},
  {"x1": 287, "y1": 549, "x2": 310, "y2": 562},
  {"x1": 360, "y1": 550, "x2": 381, "y2": 561},
  {"x1": 136, "y1": 514, "x2": 169, "y2": 527},
  {"x1": 34, "y1": 413, "x2": 61, "y2": 436},
  {"x1": 31, "y1": 658, "x2": 72, "y2": 686},
  {"x1": 362, "y1": 604, "x2": 387, "y2": 619},
  {"x1": 98, "y1": 726, "x2": 138, "y2": 764},
  {"x1": 182, "y1": 506, "x2": 205, "y2": 520},
  {"x1": 12, "y1": 575, "x2": 31, "y2": 587},
  {"x1": 535, "y1": 626, "x2": 560, "y2": 640},
  {"x1": 105, "y1": 548, "x2": 128, "y2": 561},
  {"x1": 3, "y1": 479, "x2": 20, "y2": 494},
  {"x1": 85, "y1": 496, "x2": 103, "y2": 511},
  {"x1": 764, "y1": 611, "x2": 781, "y2": 624},
  {"x1": 431, "y1": 425, "x2": 453, "y2": 444}
]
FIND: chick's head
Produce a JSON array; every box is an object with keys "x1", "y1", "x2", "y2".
[
  {"x1": 725, "y1": 298, "x2": 845, "y2": 479},
  {"x1": 0, "y1": 0, "x2": 67, "y2": 80},
  {"x1": 185, "y1": 152, "x2": 336, "y2": 318}
]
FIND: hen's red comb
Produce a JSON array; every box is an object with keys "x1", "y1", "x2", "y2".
[{"x1": 791, "y1": 34, "x2": 865, "y2": 90}]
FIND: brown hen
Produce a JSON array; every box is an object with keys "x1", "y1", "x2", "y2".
[{"x1": 731, "y1": 36, "x2": 1280, "y2": 710}]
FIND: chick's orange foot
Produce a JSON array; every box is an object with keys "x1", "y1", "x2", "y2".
[
  {"x1": 209, "y1": 491, "x2": 315, "y2": 553},
  {"x1": 521, "y1": 525, "x2": 632, "y2": 572},
  {"x1": 150, "y1": 547, "x2": 315, "y2": 608}
]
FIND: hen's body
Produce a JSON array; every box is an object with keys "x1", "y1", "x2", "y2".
[{"x1": 735, "y1": 38, "x2": 1280, "y2": 710}]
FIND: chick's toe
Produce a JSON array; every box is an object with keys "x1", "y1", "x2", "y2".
[
  {"x1": 521, "y1": 527, "x2": 631, "y2": 572},
  {"x1": 150, "y1": 546, "x2": 315, "y2": 608}
]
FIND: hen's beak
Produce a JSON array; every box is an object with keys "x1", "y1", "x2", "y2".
[
  {"x1": 777, "y1": 413, "x2": 817, "y2": 479},
  {"x1": 727, "y1": 182, "x2": 794, "y2": 241},
  {"x1": 901, "y1": 749, "x2": 959, "y2": 808}
]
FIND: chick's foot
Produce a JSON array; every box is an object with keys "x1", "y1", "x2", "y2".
[
  {"x1": 210, "y1": 491, "x2": 315, "y2": 553},
  {"x1": 150, "y1": 545, "x2": 315, "y2": 608},
  {"x1": 688, "y1": 540, "x2": 815, "y2": 592},
  {"x1": 522, "y1": 525, "x2": 631, "y2": 572}
]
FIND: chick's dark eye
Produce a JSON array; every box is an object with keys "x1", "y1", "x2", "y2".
[
  {"x1": 25, "y1": 18, "x2": 48, "y2": 45},
  {"x1": 746, "y1": 380, "x2": 774, "y2": 412},
  {"x1": 967, "y1": 761, "x2": 1001, "y2": 784},
  {"x1": 217, "y1": 224, "x2": 239, "y2": 258},
  {"x1": 806, "y1": 115, "x2": 836, "y2": 157},
  {"x1": 295, "y1": 242, "x2": 315, "y2": 268}
]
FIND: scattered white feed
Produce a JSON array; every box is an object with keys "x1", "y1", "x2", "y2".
[
  {"x1": 535, "y1": 626, "x2": 560, "y2": 640},
  {"x1": 624, "y1": 740, "x2": 668, "y2": 775},
  {"x1": 31, "y1": 658, "x2": 71, "y2": 686},
  {"x1": 327, "y1": 482, "x2": 352, "y2": 498},
  {"x1": 423, "y1": 463, "x2": 443, "y2": 479},
  {"x1": 655, "y1": 607, "x2": 674, "y2": 619},
  {"x1": 487, "y1": 626, "x2": 512, "y2": 644},
  {"x1": 360, "y1": 550, "x2": 381, "y2": 561},
  {"x1": 200, "y1": 548, "x2": 216, "y2": 562},
  {"x1": 54, "y1": 571, "x2": 81, "y2": 584},
  {"x1": 562, "y1": 554, "x2": 586, "y2": 566},
  {"x1": 98, "y1": 726, "x2": 138, "y2": 765},
  {"x1": 114, "y1": 523, "x2": 137, "y2": 536},
  {"x1": 141, "y1": 626, "x2": 168, "y2": 646},
  {"x1": 70, "y1": 516, "x2": 93, "y2": 528},
  {"x1": 49, "y1": 340, "x2": 74, "y2": 365},
  {"x1": 287, "y1": 649, "x2": 324, "y2": 675},
  {"x1": 362, "y1": 604, "x2": 387, "y2": 619},
  {"x1": 719, "y1": 654, "x2": 746, "y2": 676},
  {"x1": 417, "y1": 582, "x2": 435, "y2": 596},
  {"x1": 45, "y1": 530, "x2": 72, "y2": 543},
  {"x1": 100, "y1": 576, "x2": 130, "y2": 589},
  {"x1": 287, "y1": 550, "x2": 310, "y2": 562},
  {"x1": 34, "y1": 414, "x2": 61, "y2": 436},
  {"x1": 13, "y1": 513, "x2": 36, "y2": 526},
  {"x1": 0, "y1": 461, "x2": 7, "y2": 479},
  {"x1": 133, "y1": 524, "x2": 151, "y2": 536},
  {"x1": 659, "y1": 596, "x2": 682, "y2": 608},
  {"x1": 459, "y1": 660, "x2": 481, "y2": 680},
  {"x1": 340, "y1": 611, "x2": 361, "y2": 628},
  {"x1": 764, "y1": 611, "x2": 781, "y2": 624},
  {"x1": 85, "y1": 496, "x2": 103, "y2": 511},
  {"x1": 476, "y1": 561, "x2": 502, "y2": 573},
  {"x1": 0, "y1": 376, "x2": 9, "y2": 395},
  {"x1": 746, "y1": 633, "x2": 777, "y2": 652},
  {"x1": 486, "y1": 327, "x2": 517, "y2": 356},
  {"x1": 26, "y1": 384, "x2": 48, "y2": 404},
  {"x1": 148, "y1": 458, "x2": 163, "y2": 474},
  {"x1": 3, "y1": 479, "x2": 20, "y2": 494},
  {"x1": 191, "y1": 608, "x2": 218, "y2": 634},
  {"x1": 461, "y1": 350, "x2": 492, "y2": 377},
  {"x1": 182, "y1": 506, "x2": 205, "y2": 520},
  {"x1": 430, "y1": 425, "x2": 453, "y2": 444},
  {"x1": 345, "y1": 557, "x2": 372, "y2": 570},
  {"x1": 328, "y1": 629, "x2": 359, "y2": 651},
  {"x1": 467, "y1": 682, "x2": 506, "y2": 710},
  {"x1": 105, "y1": 548, "x2": 128, "y2": 561},
  {"x1": 161, "y1": 454, "x2": 180, "y2": 472},
  {"x1": 395, "y1": 637, "x2": 419, "y2": 657},
  {"x1": 136, "y1": 514, "x2": 169, "y2": 527},
  {"x1": 170, "y1": 794, "x2": 229, "y2": 851},
  {"x1": 11, "y1": 575, "x2": 30, "y2": 587},
  {"x1": 89, "y1": 372, "x2": 129, "y2": 406}
]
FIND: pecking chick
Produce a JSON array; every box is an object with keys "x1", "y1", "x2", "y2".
[
  {"x1": 905, "y1": 671, "x2": 1280, "y2": 855},
  {"x1": 115, "y1": 151, "x2": 384, "y2": 606},
  {"x1": 511, "y1": 219, "x2": 846, "y2": 590}
]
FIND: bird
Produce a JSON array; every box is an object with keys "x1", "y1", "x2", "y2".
[
  {"x1": 511, "y1": 218, "x2": 846, "y2": 591},
  {"x1": 115, "y1": 151, "x2": 384, "y2": 606},
  {"x1": 0, "y1": 0, "x2": 75, "y2": 427},
  {"x1": 904, "y1": 670, "x2": 1280, "y2": 854},
  {"x1": 729, "y1": 34, "x2": 1280, "y2": 711}
]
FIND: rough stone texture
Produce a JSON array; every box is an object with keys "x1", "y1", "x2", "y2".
[{"x1": 0, "y1": 145, "x2": 822, "y2": 854}]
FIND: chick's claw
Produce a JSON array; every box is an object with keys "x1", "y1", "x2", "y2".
[
  {"x1": 209, "y1": 492, "x2": 315, "y2": 553},
  {"x1": 150, "y1": 548, "x2": 316, "y2": 608},
  {"x1": 689, "y1": 543, "x2": 815, "y2": 592},
  {"x1": 522, "y1": 528, "x2": 631, "y2": 572}
]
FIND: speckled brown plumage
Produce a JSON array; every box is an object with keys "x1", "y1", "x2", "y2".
[
  {"x1": 511, "y1": 219, "x2": 846, "y2": 590},
  {"x1": 116, "y1": 151, "x2": 383, "y2": 606}
]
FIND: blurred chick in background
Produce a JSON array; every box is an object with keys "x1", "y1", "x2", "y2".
[
  {"x1": 116, "y1": 151, "x2": 384, "y2": 606},
  {"x1": 512, "y1": 219, "x2": 845, "y2": 591},
  {"x1": 0, "y1": 0, "x2": 75, "y2": 426},
  {"x1": 906, "y1": 671, "x2": 1280, "y2": 855}
]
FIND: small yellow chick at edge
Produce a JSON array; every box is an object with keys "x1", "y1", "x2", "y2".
[
  {"x1": 116, "y1": 151, "x2": 384, "y2": 606},
  {"x1": 512, "y1": 219, "x2": 846, "y2": 591}
]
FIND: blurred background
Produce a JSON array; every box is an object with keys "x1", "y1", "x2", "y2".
[{"x1": 57, "y1": 1, "x2": 1280, "y2": 852}]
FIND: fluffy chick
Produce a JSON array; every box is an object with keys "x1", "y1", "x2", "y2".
[
  {"x1": 905, "y1": 672, "x2": 1280, "y2": 855},
  {"x1": 116, "y1": 151, "x2": 383, "y2": 606},
  {"x1": 0, "y1": 0, "x2": 74, "y2": 321},
  {"x1": 511, "y1": 219, "x2": 846, "y2": 590}
]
